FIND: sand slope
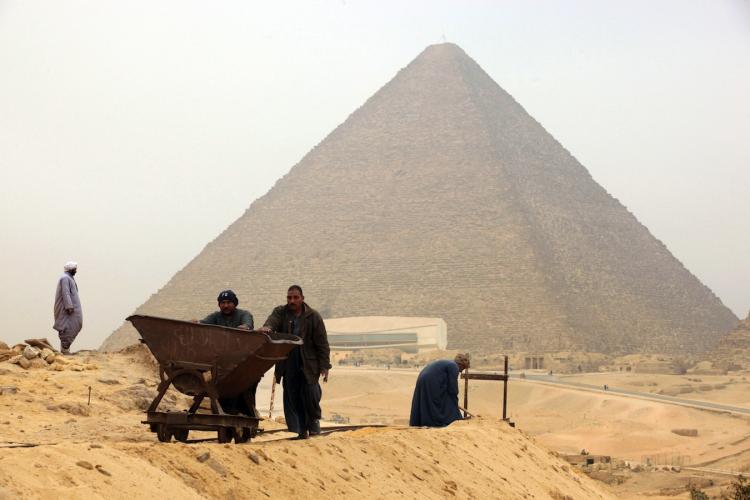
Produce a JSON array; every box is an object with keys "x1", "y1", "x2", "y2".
[{"x1": 0, "y1": 351, "x2": 612, "y2": 499}]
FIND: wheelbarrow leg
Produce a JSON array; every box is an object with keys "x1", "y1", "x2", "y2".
[
  {"x1": 147, "y1": 377, "x2": 173, "y2": 413},
  {"x1": 188, "y1": 395, "x2": 204, "y2": 414}
]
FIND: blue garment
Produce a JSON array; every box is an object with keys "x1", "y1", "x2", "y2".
[{"x1": 409, "y1": 359, "x2": 463, "y2": 427}]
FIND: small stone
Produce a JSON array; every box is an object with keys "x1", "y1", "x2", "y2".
[
  {"x1": 45, "y1": 355, "x2": 56, "y2": 364},
  {"x1": 7, "y1": 355, "x2": 22, "y2": 365},
  {"x1": 70, "y1": 365, "x2": 85, "y2": 372},
  {"x1": 206, "y1": 459, "x2": 227, "y2": 476},
  {"x1": 54, "y1": 356, "x2": 68, "y2": 365},
  {"x1": 12, "y1": 344, "x2": 25, "y2": 353},
  {"x1": 18, "y1": 357, "x2": 31, "y2": 370},
  {"x1": 90, "y1": 444, "x2": 103, "y2": 449},
  {"x1": 248, "y1": 451, "x2": 260, "y2": 465},
  {"x1": 84, "y1": 364, "x2": 98, "y2": 370},
  {"x1": 0, "y1": 341, "x2": 8, "y2": 351},
  {"x1": 95, "y1": 465, "x2": 111, "y2": 476},
  {"x1": 29, "y1": 357, "x2": 47, "y2": 369},
  {"x1": 41, "y1": 348, "x2": 54, "y2": 359},
  {"x1": 53, "y1": 364, "x2": 65, "y2": 372},
  {"x1": 23, "y1": 346, "x2": 40, "y2": 360},
  {"x1": 256, "y1": 449, "x2": 273, "y2": 462},
  {"x1": 196, "y1": 451, "x2": 211, "y2": 463},
  {"x1": 97, "y1": 379, "x2": 120, "y2": 385},
  {"x1": 0, "y1": 386, "x2": 18, "y2": 395},
  {"x1": 76, "y1": 460, "x2": 94, "y2": 470}
]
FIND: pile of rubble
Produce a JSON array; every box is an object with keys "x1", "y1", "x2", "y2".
[{"x1": 0, "y1": 338, "x2": 95, "y2": 372}]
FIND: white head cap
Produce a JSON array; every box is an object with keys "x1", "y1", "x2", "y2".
[{"x1": 64, "y1": 261, "x2": 78, "y2": 271}]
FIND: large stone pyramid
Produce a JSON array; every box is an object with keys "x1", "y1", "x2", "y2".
[{"x1": 102, "y1": 43, "x2": 738, "y2": 354}]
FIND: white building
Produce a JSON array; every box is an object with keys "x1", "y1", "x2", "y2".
[{"x1": 325, "y1": 316, "x2": 447, "y2": 353}]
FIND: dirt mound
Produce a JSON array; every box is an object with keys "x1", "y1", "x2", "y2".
[
  {"x1": 0, "y1": 350, "x2": 613, "y2": 499},
  {"x1": 118, "y1": 342, "x2": 158, "y2": 369}
]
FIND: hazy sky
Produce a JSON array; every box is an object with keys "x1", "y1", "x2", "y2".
[{"x1": 1, "y1": 1, "x2": 748, "y2": 350}]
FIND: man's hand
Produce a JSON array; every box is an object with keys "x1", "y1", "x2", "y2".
[
  {"x1": 65, "y1": 308, "x2": 74, "y2": 315},
  {"x1": 237, "y1": 325, "x2": 250, "y2": 330},
  {"x1": 259, "y1": 326, "x2": 272, "y2": 333},
  {"x1": 321, "y1": 369, "x2": 329, "y2": 382}
]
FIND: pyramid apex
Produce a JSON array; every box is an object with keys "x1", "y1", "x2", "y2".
[{"x1": 420, "y1": 42, "x2": 468, "y2": 56}]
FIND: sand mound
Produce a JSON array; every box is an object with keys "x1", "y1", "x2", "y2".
[{"x1": 0, "y1": 351, "x2": 613, "y2": 499}]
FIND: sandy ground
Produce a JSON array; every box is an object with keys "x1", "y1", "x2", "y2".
[
  {"x1": 0, "y1": 349, "x2": 613, "y2": 500},
  {"x1": 319, "y1": 366, "x2": 750, "y2": 499}
]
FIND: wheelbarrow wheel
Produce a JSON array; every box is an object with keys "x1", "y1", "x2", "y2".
[
  {"x1": 217, "y1": 427, "x2": 234, "y2": 444},
  {"x1": 234, "y1": 427, "x2": 252, "y2": 444},
  {"x1": 156, "y1": 424, "x2": 172, "y2": 443},
  {"x1": 173, "y1": 429, "x2": 189, "y2": 443}
]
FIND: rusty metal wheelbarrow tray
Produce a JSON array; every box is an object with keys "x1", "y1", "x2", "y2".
[{"x1": 128, "y1": 314, "x2": 301, "y2": 398}]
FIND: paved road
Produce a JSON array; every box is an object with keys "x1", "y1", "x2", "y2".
[{"x1": 512, "y1": 374, "x2": 750, "y2": 416}]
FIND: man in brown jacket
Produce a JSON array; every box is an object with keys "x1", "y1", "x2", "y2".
[{"x1": 259, "y1": 285, "x2": 331, "y2": 439}]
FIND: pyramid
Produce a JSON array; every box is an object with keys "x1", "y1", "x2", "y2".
[
  {"x1": 707, "y1": 311, "x2": 750, "y2": 370},
  {"x1": 102, "y1": 43, "x2": 738, "y2": 354}
]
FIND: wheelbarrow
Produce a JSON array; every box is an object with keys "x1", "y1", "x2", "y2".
[{"x1": 127, "y1": 314, "x2": 302, "y2": 443}]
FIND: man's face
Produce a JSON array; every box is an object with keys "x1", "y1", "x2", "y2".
[
  {"x1": 287, "y1": 290, "x2": 303, "y2": 312},
  {"x1": 218, "y1": 300, "x2": 236, "y2": 315}
]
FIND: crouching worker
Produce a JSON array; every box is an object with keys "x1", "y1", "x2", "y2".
[
  {"x1": 195, "y1": 290, "x2": 257, "y2": 416},
  {"x1": 409, "y1": 353, "x2": 470, "y2": 427}
]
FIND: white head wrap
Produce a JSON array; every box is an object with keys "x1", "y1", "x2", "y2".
[{"x1": 64, "y1": 261, "x2": 78, "y2": 271}]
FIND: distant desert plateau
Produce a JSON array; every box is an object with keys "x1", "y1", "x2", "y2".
[{"x1": 2, "y1": 344, "x2": 749, "y2": 499}]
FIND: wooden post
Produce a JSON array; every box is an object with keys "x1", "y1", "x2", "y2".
[
  {"x1": 463, "y1": 368, "x2": 469, "y2": 418},
  {"x1": 502, "y1": 355, "x2": 508, "y2": 420}
]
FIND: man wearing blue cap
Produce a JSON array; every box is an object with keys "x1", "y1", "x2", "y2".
[
  {"x1": 197, "y1": 290, "x2": 257, "y2": 416},
  {"x1": 199, "y1": 290, "x2": 254, "y2": 329}
]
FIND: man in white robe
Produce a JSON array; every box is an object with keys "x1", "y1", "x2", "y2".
[{"x1": 53, "y1": 261, "x2": 83, "y2": 354}]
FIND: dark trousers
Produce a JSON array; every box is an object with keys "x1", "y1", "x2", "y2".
[{"x1": 282, "y1": 372, "x2": 321, "y2": 434}]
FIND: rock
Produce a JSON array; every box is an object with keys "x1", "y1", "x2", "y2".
[
  {"x1": 7, "y1": 355, "x2": 22, "y2": 365},
  {"x1": 76, "y1": 460, "x2": 94, "y2": 470},
  {"x1": 97, "y1": 378, "x2": 120, "y2": 385},
  {"x1": 12, "y1": 344, "x2": 25, "y2": 353},
  {"x1": 0, "y1": 386, "x2": 18, "y2": 395},
  {"x1": 106, "y1": 385, "x2": 155, "y2": 411},
  {"x1": 24, "y1": 338, "x2": 56, "y2": 352},
  {"x1": 48, "y1": 402, "x2": 91, "y2": 416},
  {"x1": 89, "y1": 444, "x2": 103, "y2": 449},
  {"x1": 84, "y1": 364, "x2": 98, "y2": 370},
  {"x1": 671, "y1": 428, "x2": 698, "y2": 437},
  {"x1": 29, "y1": 357, "x2": 47, "y2": 369},
  {"x1": 41, "y1": 348, "x2": 54, "y2": 359},
  {"x1": 22, "y1": 346, "x2": 40, "y2": 360},
  {"x1": 55, "y1": 356, "x2": 68, "y2": 365},
  {"x1": 52, "y1": 363, "x2": 65, "y2": 371},
  {"x1": 196, "y1": 451, "x2": 211, "y2": 463},
  {"x1": 18, "y1": 357, "x2": 31, "y2": 369},
  {"x1": 0, "y1": 341, "x2": 8, "y2": 351},
  {"x1": 70, "y1": 365, "x2": 85, "y2": 372},
  {"x1": 45, "y1": 355, "x2": 56, "y2": 364},
  {"x1": 206, "y1": 459, "x2": 227, "y2": 476},
  {"x1": 95, "y1": 465, "x2": 111, "y2": 477},
  {"x1": 248, "y1": 451, "x2": 260, "y2": 465},
  {"x1": 0, "y1": 350, "x2": 13, "y2": 363}
]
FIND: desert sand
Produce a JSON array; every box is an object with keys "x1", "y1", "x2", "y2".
[
  {"x1": 2, "y1": 344, "x2": 749, "y2": 498},
  {"x1": 0, "y1": 347, "x2": 613, "y2": 500}
]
